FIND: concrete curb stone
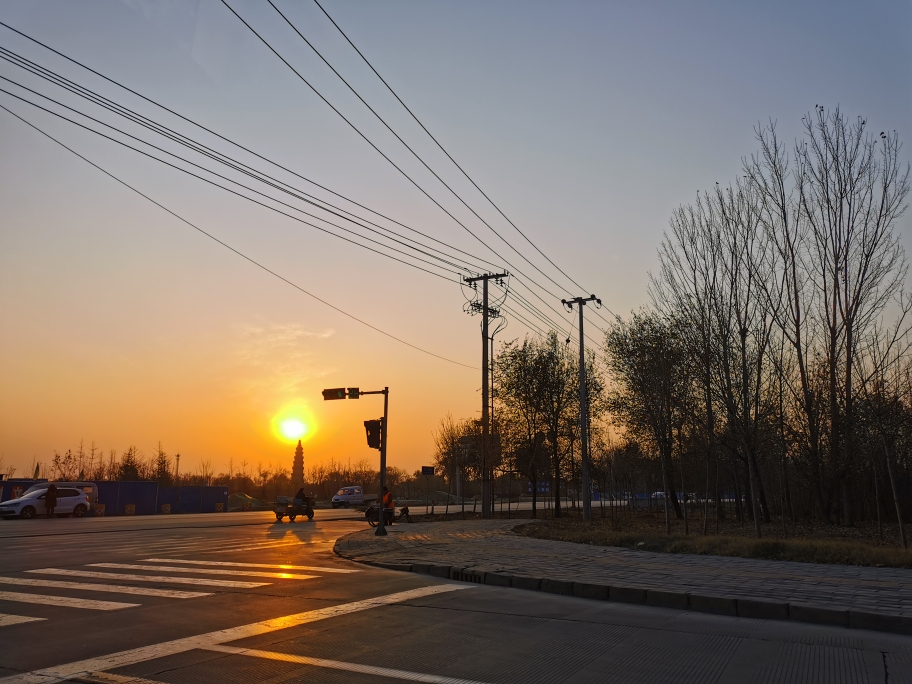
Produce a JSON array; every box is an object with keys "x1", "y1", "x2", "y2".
[
  {"x1": 541, "y1": 579, "x2": 575, "y2": 595},
  {"x1": 647, "y1": 589, "x2": 688, "y2": 610},
  {"x1": 510, "y1": 576, "x2": 542, "y2": 591},
  {"x1": 689, "y1": 594, "x2": 738, "y2": 616},
  {"x1": 484, "y1": 573, "x2": 512, "y2": 587},
  {"x1": 736, "y1": 598, "x2": 789, "y2": 620},
  {"x1": 790, "y1": 604, "x2": 849, "y2": 628},
  {"x1": 848, "y1": 610, "x2": 912, "y2": 635},
  {"x1": 428, "y1": 565, "x2": 451, "y2": 578},
  {"x1": 572, "y1": 582, "x2": 609, "y2": 601},
  {"x1": 610, "y1": 586, "x2": 647, "y2": 604}
]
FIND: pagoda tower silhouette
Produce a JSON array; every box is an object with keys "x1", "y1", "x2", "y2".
[{"x1": 292, "y1": 440, "x2": 304, "y2": 489}]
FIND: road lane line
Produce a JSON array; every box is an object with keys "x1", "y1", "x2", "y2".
[
  {"x1": 27, "y1": 569, "x2": 268, "y2": 589},
  {"x1": 141, "y1": 559, "x2": 358, "y2": 574},
  {"x1": 202, "y1": 644, "x2": 492, "y2": 684},
  {"x1": 89, "y1": 563, "x2": 315, "y2": 581},
  {"x1": 0, "y1": 576, "x2": 211, "y2": 599},
  {"x1": 0, "y1": 591, "x2": 137, "y2": 611},
  {"x1": 0, "y1": 584, "x2": 470, "y2": 684},
  {"x1": 0, "y1": 613, "x2": 46, "y2": 627}
]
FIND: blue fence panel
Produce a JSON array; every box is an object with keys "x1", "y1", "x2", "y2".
[
  {"x1": 116, "y1": 481, "x2": 158, "y2": 516},
  {"x1": 156, "y1": 487, "x2": 180, "y2": 514},
  {"x1": 201, "y1": 486, "x2": 229, "y2": 513},
  {"x1": 0, "y1": 479, "x2": 46, "y2": 502},
  {"x1": 96, "y1": 481, "x2": 121, "y2": 514},
  {"x1": 178, "y1": 486, "x2": 202, "y2": 514}
]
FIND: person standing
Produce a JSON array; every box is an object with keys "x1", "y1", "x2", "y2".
[{"x1": 45, "y1": 484, "x2": 58, "y2": 519}]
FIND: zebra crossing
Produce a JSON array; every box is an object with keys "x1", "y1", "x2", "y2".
[{"x1": 0, "y1": 552, "x2": 358, "y2": 627}]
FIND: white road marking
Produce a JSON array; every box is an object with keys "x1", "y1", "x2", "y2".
[
  {"x1": 141, "y1": 558, "x2": 358, "y2": 574},
  {"x1": 0, "y1": 584, "x2": 470, "y2": 684},
  {"x1": 0, "y1": 576, "x2": 211, "y2": 599},
  {"x1": 90, "y1": 563, "x2": 315, "y2": 581},
  {"x1": 204, "y1": 644, "x2": 492, "y2": 684},
  {"x1": 27, "y1": 569, "x2": 268, "y2": 589},
  {"x1": 0, "y1": 613, "x2": 46, "y2": 627},
  {"x1": 0, "y1": 590, "x2": 137, "y2": 611}
]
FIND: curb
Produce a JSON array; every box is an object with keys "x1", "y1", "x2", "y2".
[{"x1": 352, "y1": 557, "x2": 912, "y2": 637}]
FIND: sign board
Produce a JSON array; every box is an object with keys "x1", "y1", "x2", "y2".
[{"x1": 421, "y1": 466, "x2": 435, "y2": 476}]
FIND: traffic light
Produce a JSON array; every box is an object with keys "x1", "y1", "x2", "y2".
[
  {"x1": 347, "y1": 387, "x2": 360, "y2": 399},
  {"x1": 322, "y1": 388, "x2": 346, "y2": 400},
  {"x1": 364, "y1": 419, "x2": 382, "y2": 450}
]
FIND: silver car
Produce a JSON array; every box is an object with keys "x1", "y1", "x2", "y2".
[{"x1": 0, "y1": 487, "x2": 91, "y2": 519}]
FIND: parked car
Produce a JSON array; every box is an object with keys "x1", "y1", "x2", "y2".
[
  {"x1": 23, "y1": 481, "x2": 98, "y2": 508},
  {"x1": 332, "y1": 486, "x2": 364, "y2": 508},
  {"x1": 0, "y1": 487, "x2": 91, "y2": 519}
]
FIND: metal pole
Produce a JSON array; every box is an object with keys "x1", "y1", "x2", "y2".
[
  {"x1": 481, "y1": 278, "x2": 490, "y2": 518},
  {"x1": 376, "y1": 387, "x2": 389, "y2": 536},
  {"x1": 578, "y1": 301, "x2": 592, "y2": 521}
]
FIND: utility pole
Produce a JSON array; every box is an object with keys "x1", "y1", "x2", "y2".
[
  {"x1": 562, "y1": 294, "x2": 601, "y2": 522},
  {"x1": 464, "y1": 272, "x2": 508, "y2": 518}
]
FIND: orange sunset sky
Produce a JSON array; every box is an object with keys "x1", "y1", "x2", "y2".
[{"x1": 2, "y1": 1, "x2": 909, "y2": 479}]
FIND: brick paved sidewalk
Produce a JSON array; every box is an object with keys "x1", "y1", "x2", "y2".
[{"x1": 335, "y1": 519, "x2": 912, "y2": 634}]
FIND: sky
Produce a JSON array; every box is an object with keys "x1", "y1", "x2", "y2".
[{"x1": 1, "y1": 0, "x2": 910, "y2": 480}]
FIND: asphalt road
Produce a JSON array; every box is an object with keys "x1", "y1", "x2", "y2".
[{"x1": 0, "y1": 512, "x2": 909, "y2": 683}]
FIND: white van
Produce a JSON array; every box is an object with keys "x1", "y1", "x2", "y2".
[{"x1": 331, "y1": 486, "x2": 364, "y2": 508}]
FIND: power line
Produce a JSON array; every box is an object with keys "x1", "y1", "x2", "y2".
[
  {"x1": 0, "y1": 20, "x2": 507, "y2": 273},
  {"x1": 0, "y1": 20, "x2": 595, "y2": 346},
  {"x1": 0, "y1": 71, "x2": 577, "y2": 348},
  {"x1": 311, "y1": 0, "x2": 589, "y2": 295},
  {"x1": 269, "y1": 0, "x2": 579, "y2": 299},
  {"x1": 0, "y1": 101, "x2": 478, "y2": 370},
  {"x1": 0, "y1": 84, "x2": 464, "y2": 282},
  {"x1": 220, "y1": 1, "x2": 592, "y2": 324},
  {"x1": 0, "y1": 45, "x2": 497, "y2": 277}
]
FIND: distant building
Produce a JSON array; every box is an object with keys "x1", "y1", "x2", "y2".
[{"x1": 292, "y1": 440, "x2": 304, "y2": 488}]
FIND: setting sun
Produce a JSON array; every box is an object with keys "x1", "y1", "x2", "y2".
[
  {"x1": 279, "y1": 418, "x2": 306, "y2": 440},
  {"x1": 271, "y1": 404, "x2": 317, "y2": 444}
]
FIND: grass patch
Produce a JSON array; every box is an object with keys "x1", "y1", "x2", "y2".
[{"x1": 513, "y1": 517, "x2": 912, "y2": 568}]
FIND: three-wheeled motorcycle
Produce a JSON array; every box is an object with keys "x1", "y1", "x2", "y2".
[{"x1": 274, "y1": 495, "x2": 315, "y2": 522}]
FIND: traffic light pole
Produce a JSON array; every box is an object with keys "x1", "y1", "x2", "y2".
[
  {"x1": 358, "y1": 388, "x2": 389, "y2": 536},
  {"x1": 379, "y1": 387, "x2": 388, "y2": 536},
  {"x1": 562, "y1": 295, "x2": 600, "y2": 522},
  {"x1": 322, "y1": 385, "x2": 389, "y2": 536},
  {"x1": 464, "y1": 272, "x2": 508, "y2": 518}
]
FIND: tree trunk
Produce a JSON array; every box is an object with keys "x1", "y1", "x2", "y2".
[{"x1": 884, "y1": 445, "x2": 907, "y2": 549}]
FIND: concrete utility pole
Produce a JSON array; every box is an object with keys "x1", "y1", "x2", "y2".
[
  {"x1": 464, "y1": 272, "x2": 508, "y2": 518},
  {"x1": 562, "y1": 295, "x2": 601, "y2": 522}
]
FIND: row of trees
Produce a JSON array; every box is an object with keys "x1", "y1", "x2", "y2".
[
  {"x1": 434, "y1": 107, "x2": 912, "y2": 543},
  {"x1": 18, "y1": 442, "x2": 438, "y2": 504}
]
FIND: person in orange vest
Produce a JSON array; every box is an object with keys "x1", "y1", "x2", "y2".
[{"x1": 381, "y1": 486, "x2": 394, "y2": 524}]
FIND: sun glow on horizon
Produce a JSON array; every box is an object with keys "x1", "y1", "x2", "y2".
[
  {"x1": 279, "y1": 418, "x2": 306, "y2": 440},
  {"x1": 271, "y1": 404, "x2": 317, "y2": 444}
]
